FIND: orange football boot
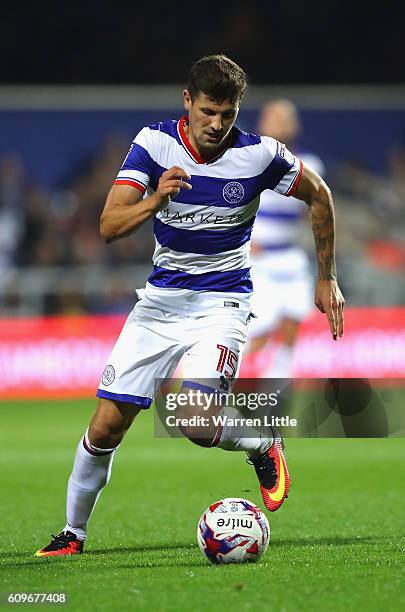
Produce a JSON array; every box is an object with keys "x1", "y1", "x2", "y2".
[
  {"x1": 247, "y1": 427, "x2": 291, "y2": 511},
  {"x1": 35, "y1": 531, "x2": 84, "y2": 557}
]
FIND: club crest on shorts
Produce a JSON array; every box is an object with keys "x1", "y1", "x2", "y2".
[
  {"x1": 223, "y1": 181, "x2": 244, "y2": 204},
  {"x1": 102, "y1": 364, "x2": 115, "y2": 386}
]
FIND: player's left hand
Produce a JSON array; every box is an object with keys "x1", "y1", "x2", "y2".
[{"x1": 314, "y1": 279, "x2": 345, "y2": 341}]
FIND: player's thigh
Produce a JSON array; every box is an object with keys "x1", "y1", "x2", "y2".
[
  {"x1": 182, "y1": 310, "x2": 249, "y2": 390},
  {"x1": 97, "y1": 304, "x2": 184, "y2": 408},
  {"x1": 170, "y1": 312, "x2": 247, "y2": 443}
]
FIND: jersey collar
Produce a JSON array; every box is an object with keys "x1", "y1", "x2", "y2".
[{"x1": 177, "y1": 115, "x2": 232, "y2": 165}]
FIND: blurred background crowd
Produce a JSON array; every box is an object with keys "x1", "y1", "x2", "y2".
[
  {"x1": 1, "y1": 100, "x2": 404, "y2": 317},
  {"x1": 0, "y1": 134, "x2": 154, "y2": 316},
  {"x1": 1, "y1": 0, "x2": 405, "y2": 317}
]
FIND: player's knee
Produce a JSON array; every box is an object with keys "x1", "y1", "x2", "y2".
[
  {"x1": 88, "y1": 410, "x2": 127, "y2": 448},
  {"x1": 177, "y1": 420, "x2": 214, "y2": 447},
  {"x1": 88, "y1": 423, "x2": 123, "y2": 449},
  {"x1": 175, "y1": 401, "x2": 217, "y2": 448},
  {"x1": 88, "y1": 398, "x2": 140, "y2": 448},
  {"x1": 186, "y1": 435, "x2": 214, "y2": 448}
]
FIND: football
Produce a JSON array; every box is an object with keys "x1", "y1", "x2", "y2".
[{"x1": 197, "y1": 497, "x2": 270, "y2": 564}]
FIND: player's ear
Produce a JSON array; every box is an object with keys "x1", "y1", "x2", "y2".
[{"x1": 183, "y1": 89, "x2": 192, "y2": 112}]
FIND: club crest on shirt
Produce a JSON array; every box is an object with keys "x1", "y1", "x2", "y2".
[
  {"x1": 102, "y1": 364, "x2": 115, "y2": 386},
  {"x1": 223, "y1": 181, "x2": 245, "y2": 204}
]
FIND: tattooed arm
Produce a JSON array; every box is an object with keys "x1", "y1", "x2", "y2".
[{"x1": 293, "y1": 164, "x2": 345, "y2": 340}]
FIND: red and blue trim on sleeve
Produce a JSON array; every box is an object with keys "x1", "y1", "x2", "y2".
[{"x1": 114, "y1": 179, "x2": 146, "y2": 193}]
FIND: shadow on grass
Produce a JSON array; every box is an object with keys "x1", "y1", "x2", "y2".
[
  {"x1": 118, "y1": 560, "x2": 209, "y2": 568},
  {"x1": 87, "y1": 543, "x2": 195, "y2": 555},
  {"x1": 1, "y1": 535, "x2": 388, "y2": 569},
  {"x1": 0, "y1": 542, "x2": 193, "y2": 561},
  {"x1": 0, "y1": 543, "x2": 198, "y2": 568},
  {"x1": 272, "y1": 535, "x2": 383, "y2": 547},
  {"x1": 1, "y1": 558, "x2": 208, "y2": 570}
]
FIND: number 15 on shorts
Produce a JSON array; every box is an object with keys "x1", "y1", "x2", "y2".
[{"x1": 216, "y1": 344, "x2": 238, "y2": 380}]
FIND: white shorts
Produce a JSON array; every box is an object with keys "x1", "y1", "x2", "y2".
[
  {"x1": 97, "y1": 283, "x2": 251, "y2": 407},
  {"x1": 249, "y1": 248, "x2": 314, "y2": 338}
]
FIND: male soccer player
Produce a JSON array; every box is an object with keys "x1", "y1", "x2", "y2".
[
  {"x1": 247, "y1": 100, "x2": 325, "y2": 377},
  {"x1": 36, "y1": 55, "x2": 344, "y2": 556}
]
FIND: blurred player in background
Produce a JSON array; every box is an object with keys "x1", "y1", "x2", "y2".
[
  {"x1": 247, "y1": 100, "x2": 325, "y2": 378},
  {"x1": 35, "y1": 56, "x2": 344, "y2": 557}
]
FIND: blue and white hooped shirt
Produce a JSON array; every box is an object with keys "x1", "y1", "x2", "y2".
[{"x1": 115, "y1": 116, "x2": 303, "y2": 293}]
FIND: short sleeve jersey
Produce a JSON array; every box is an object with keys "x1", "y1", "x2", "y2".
[{"x1": 115, "y1": 116, "x2": 303, "y2": 293}]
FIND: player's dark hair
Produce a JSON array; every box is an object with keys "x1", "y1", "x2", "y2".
[{"x1": 188, "y1": 54, "x2": 247, "y2": 105}]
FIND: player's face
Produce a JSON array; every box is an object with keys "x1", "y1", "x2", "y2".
[{"x1": 183, "y1": 90, "x2": 239, "y2": 155}]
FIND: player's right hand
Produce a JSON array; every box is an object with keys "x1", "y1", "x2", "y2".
[{"x1": 156, "y1": 166, "x2": 192, "y2": 205}]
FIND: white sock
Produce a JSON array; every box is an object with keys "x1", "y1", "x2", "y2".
[
  {"x1": 215, "y1": 407, "x2": 273, "y2": 456},
  {"x1": 65, "y1": 430, "x2": 117, "y2": 541},
  {"x1": 265, "y1": 345, "x2": 293, "y2": 378}
]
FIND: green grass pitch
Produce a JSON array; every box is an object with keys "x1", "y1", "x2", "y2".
[{"x1": 1, "y1": 399, "x2": 404, "y2": 611}]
